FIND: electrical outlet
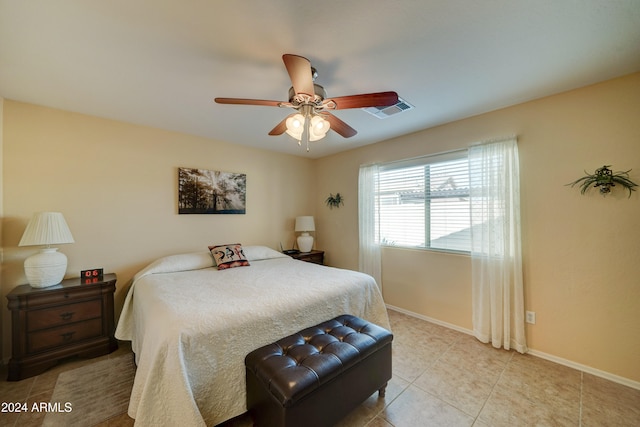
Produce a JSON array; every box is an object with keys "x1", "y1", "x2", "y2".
[{"x1": 525, "y1": 311, "x2": 536, "y2": 324}]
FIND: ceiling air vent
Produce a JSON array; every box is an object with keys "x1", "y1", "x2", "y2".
[{"x1": 363, "y1": 97, "x2": 413, "y2": 119}]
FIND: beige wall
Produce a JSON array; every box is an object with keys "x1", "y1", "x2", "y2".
[
  {"x1": 0, "y1": 97, "x2": 4, "y2": 360},
  {"x1": 1, "y1": 101, "x2": 317, "y2": 361},
  {"x1": 316, "y1": 73, "x2": 640, "y2": 384},
  {"x1": 2, "y1": 74, "x2": 639, "y2": 385}
]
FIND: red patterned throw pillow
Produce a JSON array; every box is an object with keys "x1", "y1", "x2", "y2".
[{"x1": 208, "y1": 243, "x2": 250, "y2": 269}]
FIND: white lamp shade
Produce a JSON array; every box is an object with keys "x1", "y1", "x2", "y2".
[
  {"x1": 19, "y1": 212, "x2": 74, "y2": 288},
  {"x1": 295, "y1": 216, "x2": 315, "y2": 232},
  {"x1": 19, "y1": 212, "x2": 74, "y2": 246}
]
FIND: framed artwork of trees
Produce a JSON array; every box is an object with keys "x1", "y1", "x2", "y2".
[{"x1": 178, "y1": 167, "x2": 246, "y2": 214}]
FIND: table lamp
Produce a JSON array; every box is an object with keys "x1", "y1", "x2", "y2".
[
  {"x1": 19, "y1": 212, "x2": 75, "y2": 288},
  {"x1": 295, "y1": 216, "x2": 315, "y2": 253}
]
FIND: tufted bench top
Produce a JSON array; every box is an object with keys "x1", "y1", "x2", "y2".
[{"x1": 245, "y1": 314, "x2": 393, "y2": 407}]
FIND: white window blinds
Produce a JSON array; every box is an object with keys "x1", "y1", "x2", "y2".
[{"x1": 377, "y1": 150, "x2": 471, "y2": 252}]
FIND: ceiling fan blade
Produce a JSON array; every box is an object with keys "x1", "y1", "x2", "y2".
[
  {"x1": 323, "y1": 91, "x2": 399, "y2": 110},
  {"x1": 268, "y1": 115, "x2": 291, "y2": 136},
  {"x1": 214, "y1": 98, "x2": 283, "y2": 107},
  {"x1": 282, "y1": 54, "x2": 315, "y2": 96},
  {"x1": 323, "y1": 113, "x2": 357, "y2": 138}
]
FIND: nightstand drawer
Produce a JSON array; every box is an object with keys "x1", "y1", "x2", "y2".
[
  {"x1": 27, "y1": 318, "x2": 103, "y2": 353},
  {"x1": 25, "y1": 287, "x2": 103, "y2": 308},
  {"x1": 27, "y1": 299, "x2": 102, "y2": 332}
]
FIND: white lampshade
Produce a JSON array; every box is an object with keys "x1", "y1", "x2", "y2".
[
  {"x1": 19, "y1": 212, "x2": 75, "y2": 288},
  {"x1": 19, "y1": 212, "x2": 75, "y2": 247},
  {"x1": 295, "y1": 216, "x2": 315, "y2": 253},
  {"x1": 295, "y1": 216, "x2": 315, "y2": 232}
]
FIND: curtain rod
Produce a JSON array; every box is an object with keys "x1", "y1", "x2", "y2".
[
  {"x1": 361, "y1": 147, "x2": 468, "y2": 168},
  {"x1": 360, "y1": 135, "x2": 518, "y2": 168},
  {"x1": 469, "y1": 135, "x2": 518, "y2": 147}
]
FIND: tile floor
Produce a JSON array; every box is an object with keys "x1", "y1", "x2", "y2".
[{"x1": 1, "y1": 309, "x2": 639, "y2": 426}]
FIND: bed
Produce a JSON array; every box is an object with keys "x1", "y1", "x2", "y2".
[{"x1": 115, "y1": 245, "x2": 390, "y2": 426}]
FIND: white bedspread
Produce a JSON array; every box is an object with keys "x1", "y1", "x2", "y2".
[{"x1": 115, "y1": 248, "x2": 390, "y2": 426}]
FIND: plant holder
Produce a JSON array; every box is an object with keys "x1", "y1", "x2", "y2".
[{"x1": 567, "y1": 165, "x2": 637, "y2": 198}]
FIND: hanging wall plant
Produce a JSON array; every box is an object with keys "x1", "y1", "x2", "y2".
[
  {"x1": 325, "y1": 193, "x2": 344, "y2": 209},
  {"x1": 567, "y1": 165, "x2": 637, "y2": 198}
]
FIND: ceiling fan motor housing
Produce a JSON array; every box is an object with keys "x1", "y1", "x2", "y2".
[{"x1": 288, "y1": 84, "x2": 327, "y2": 105}]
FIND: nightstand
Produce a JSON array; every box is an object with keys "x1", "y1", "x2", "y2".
[
  {"x1": 6, "y1": 274, "x2": 118, "y2": 381},
  {"x1": 290, "y1": 250, "x2": 324, "y2": 265}
]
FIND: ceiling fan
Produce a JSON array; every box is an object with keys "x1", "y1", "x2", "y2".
[{"x1": 215, "y1": 54, "x2": 399, "y2": 150}]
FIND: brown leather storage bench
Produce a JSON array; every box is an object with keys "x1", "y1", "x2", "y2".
[{"x1": 245, "y1": 314, "x2": 393, "y2": 427}]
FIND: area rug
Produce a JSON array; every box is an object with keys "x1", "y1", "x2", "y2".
[{"x1": 43, "y1": 354, "x2": 136, "y2": 426}]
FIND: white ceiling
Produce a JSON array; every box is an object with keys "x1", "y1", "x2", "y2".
[{"x1": 1, "y1": 1, "x2": 639, "y2": 158}]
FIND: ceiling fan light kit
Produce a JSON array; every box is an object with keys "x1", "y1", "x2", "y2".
[
  {"x1": 215, "y1": 54, "x2": 399, "y2": 152},
  {"x1": 285, "y1": 105, "x2": 331, "y2": 150}
]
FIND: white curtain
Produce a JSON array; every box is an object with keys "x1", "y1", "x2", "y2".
[
  {"x1": 358, "y1": 164, "x2": 382, "y2": 289},
  {"x1": 469, "y1": 138, "x2": 527, "y2": 353}
]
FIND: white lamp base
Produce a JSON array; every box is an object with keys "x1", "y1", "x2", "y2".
[
  {"x1": 24, "y1": 248, "x2": 67, "y2": 288},
  {"x1": 297, "y1": 233, "x2": 314, "y2": 253}
]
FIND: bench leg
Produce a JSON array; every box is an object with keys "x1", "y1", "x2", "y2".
[{"x1": 378, "y1": 383, "x2": 387, "y2": 398}]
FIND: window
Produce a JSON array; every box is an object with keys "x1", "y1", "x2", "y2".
[{"x1": 376, "y1": 150, "x2": 470, "y2": 252}]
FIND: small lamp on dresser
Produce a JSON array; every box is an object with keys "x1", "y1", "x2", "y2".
[
  {"x1": 18, "y1": 212, "x2": 75, "y2": 288},
  {"x1": 295, "y1": 216, "x2": 315, "y2": 253}
]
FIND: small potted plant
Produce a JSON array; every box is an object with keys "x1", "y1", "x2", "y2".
[
  {"x1": 567, "y1": 165, "x2": 637, "y2": 197},
  {"x1": 325, "y1": 193, "x2": 344, "y2": 209}
]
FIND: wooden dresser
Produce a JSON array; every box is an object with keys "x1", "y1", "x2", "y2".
[{"x1": 6, "y1": 274, "x2": 118, "y2": 381}]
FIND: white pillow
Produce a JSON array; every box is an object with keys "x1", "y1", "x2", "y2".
[
  {"x1": 243, "y1": 245, "x2": 290, "y2": 261},
  {"x1": 140, "y1": 252, "x2": 215, "y2": 276}
]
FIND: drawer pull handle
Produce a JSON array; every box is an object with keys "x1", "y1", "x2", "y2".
[
  {"x1": 60, "y1": 332, "x2": 75, "y2": 342},
  {"x1": 60, "y1": 331, "x2": 75, "y2": 342},
  {"x1": 60, "y1": 312, "x2": 74, "y2": 321}
]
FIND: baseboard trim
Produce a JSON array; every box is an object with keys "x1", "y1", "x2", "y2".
[
  {"x1": 526, "y1": 348, "x2": 640, "y2": 391},
  {"x1": 385, "y1": 304, "x2": 640, "y2": 391},
  {"x1": 386, "y1": 304, "x2": 474, "y2": 336}
]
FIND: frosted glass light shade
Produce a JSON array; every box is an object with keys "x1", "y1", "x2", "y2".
[
  {"x1": 309, "y1": 115, "x2": 330, "y2": 141},
  {"x1": 19, "y1": 212, "x2": 74, "y2": 288},
  {"x1": 285, "y1": 113, "x2": 329, "y2": 142},
  {"x1": 285, "y1": 114, "x2": 305, "y2": 140}
]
